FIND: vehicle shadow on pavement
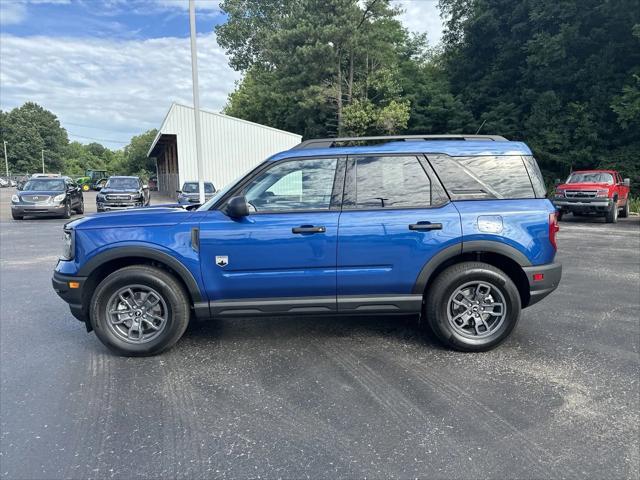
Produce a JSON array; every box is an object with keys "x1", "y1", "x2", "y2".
[{"x1": 183, "y1": 314, "x2": 446, "y2": 350}]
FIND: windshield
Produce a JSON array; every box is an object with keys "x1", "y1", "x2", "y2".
[
  {"x1": 106, "y1": 178, "x2": 139, "y2": 189},
  {"x1": 23, "y1": 179, "x2": 65, "y2": 191},
  {"x1": 567, "y1": 172, "x2": 614, "y2": 184},
  {"x1": 183, "y1": 182, "x2": 214, "y2": 194}
]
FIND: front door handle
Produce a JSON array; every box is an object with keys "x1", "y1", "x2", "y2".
[
  {"x1": 409, "y1": 222, "x2": 443, "y2": 231},
  {"x1": 292, "y1": 225, "x2": 326, "y2": 234}
]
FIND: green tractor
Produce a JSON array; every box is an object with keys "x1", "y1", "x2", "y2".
[{"x1": 76, "y1": 169, "x2": 109, "y2": 191}]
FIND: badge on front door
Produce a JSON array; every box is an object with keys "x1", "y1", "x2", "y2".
[{"x1": 215, "y1": 256, "x2": 229, "y2": 267}]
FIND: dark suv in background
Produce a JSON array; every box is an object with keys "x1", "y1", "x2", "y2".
[
  {"x1": 177, "y1": 181, "x2": 216, "y2": 205},
  {"x1": 96, "y1": 176, "x2": 150, "y2": 212},
  {"x1": 11, "y1": 176, "x2": 84, "y2": 220}
]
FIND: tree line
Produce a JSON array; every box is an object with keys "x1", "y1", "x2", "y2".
[
  {"x1": 0, "y1": 102, "x2": 157, "y2": 180},
  {"x1": 217, "y1": 0, "x2": 640, "y2": 189}
]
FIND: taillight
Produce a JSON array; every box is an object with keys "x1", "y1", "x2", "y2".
[{"x1": 549, "y1": 212, "x2": 560, "y2": 250}]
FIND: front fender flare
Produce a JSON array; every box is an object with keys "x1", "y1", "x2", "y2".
[{"x1": 77, "y1": 245, "x2": 203, "y2": 303}]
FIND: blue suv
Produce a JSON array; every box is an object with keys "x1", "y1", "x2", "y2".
[{"x1": 52, "y1": 135, "x2": 561, "y2": 356}]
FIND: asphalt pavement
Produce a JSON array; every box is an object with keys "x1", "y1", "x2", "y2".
[{"x1": 1, "y1": 187, "x2": 638, "y2": 479}]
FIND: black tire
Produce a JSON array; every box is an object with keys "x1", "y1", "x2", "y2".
[
  {"x1": 75, "y1": 199, "x2": 84, "y2": 214},
  {"x1": 90, "y1": 265, "x2": 190, "y2": 356},
  {"x1": 619, "y1": 199, "x2": 629, "y2": 218},
  {"x1": 605, "y1": 202, "x2": 618, "y2": 223},
  {"x1": 424, "y1": 262, "x2": 522, "y2": 352},
  {"x1": 11, "y1": 212, "x2": 23, "y2": 220},
  {"x1": 62, "y1": 201, "x2": 72, "y2": 219}
]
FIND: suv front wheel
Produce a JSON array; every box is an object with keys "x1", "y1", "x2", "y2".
[
  {"x1": 90, "y1": 265, "x2": 190, "y2": 356},
  {"x1": 425, "y1": 262, "x2": 522, "y2": 351}
]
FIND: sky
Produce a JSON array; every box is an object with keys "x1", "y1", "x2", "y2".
[{"x1": 0, "y1": 0, "x2": 443, "y2": 149}]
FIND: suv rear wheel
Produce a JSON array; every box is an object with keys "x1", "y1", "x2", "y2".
[
  {"x1": 90, "y1": 265, "x2": 190, "y2": 356},
  {"x1": 620, "y1": 199, "x2": 629, "y2": 218},
  {"x1": 424, "y1": 262, "x2": 521, "y2": 351}
]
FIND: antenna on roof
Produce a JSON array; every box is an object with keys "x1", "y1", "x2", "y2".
[{"x1": 475, "y1": 119, "x2": 487, "y2": 135}]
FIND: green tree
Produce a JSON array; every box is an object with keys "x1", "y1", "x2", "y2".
[
  {"x1": 122, "y1": 129, "x2": 158, "y2": 179},
  {"x1": 438, "y1": 0, "x2": 640, "y2": 187},
  {"x1": 218, "y1": 0, "x2": 418, "y2": 137},
  {"x1": 0, "y1": 102, "x2": 69, "y2": 173}
]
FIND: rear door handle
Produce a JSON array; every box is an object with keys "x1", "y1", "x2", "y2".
[
  {"x1": 292, "y1": 225, "x2": 326, "y2": 234},
  {"x1": 409, "y1": 222, "x2": 443, "y2": 231}
]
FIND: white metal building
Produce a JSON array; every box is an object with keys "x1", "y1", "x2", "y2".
[{"x1": 147, "y1": 103, "x2": 302, "y2": 197}]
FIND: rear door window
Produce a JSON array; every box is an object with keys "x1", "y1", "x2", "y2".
[
  {"x1": 345, "y1": 155, "x2": 446, "y2": 209},
  {"x1": 428, "y1": 155, "x2": 536, "y2": 200}
]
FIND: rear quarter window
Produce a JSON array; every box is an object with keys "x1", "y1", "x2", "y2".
[{"x1": 428, "y1": 154, "x2": 537, "y2": 200}]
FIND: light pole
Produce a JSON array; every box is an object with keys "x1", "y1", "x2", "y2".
[
  {"x1": 3, "y1": 141, "x2": 8, "y2": 178},
  {"x1": 189, "y1": 0, "x2": 205, "y2": 205},
  {"x1": 41, "y1": 149, "x2": 45, "y2": 174}
]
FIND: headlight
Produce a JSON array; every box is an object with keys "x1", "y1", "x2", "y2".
[
  {"x1": 53, "y1": 193, "x2": 66, "y2": 202},
  {"x1": 554, "y1": 190, "x2": 565, "y2": 198},
  {"x1": 61, "y1": 228, "x2": 74, "y2": 260},
  {"x1": 596, "y1": 189, "x2": 609, "y2": 197},
  {"x1": 96, "y1": 194, "x2": 105, "y2": 201},
  {"x1": 11, "y1": 194, "x2": 19, "y2": 203}
]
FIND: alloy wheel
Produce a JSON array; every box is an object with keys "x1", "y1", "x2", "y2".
[
  {"x1": 447, "y1": 281, "x2": 507, "y2": 338},
  {"x1": 105, "y1": 285, "x2": 169, "y2": 344}
]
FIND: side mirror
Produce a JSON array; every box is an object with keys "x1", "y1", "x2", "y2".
[
  {"x1": 16, "y1": 185, "x2": 23, "y2": 191},
  {"x1": 624, "y1": 178, "x2": 630, "y2": 186},
  {"x1": 225, "y1": 195, "x2": 249, "y2": 218},
  {"x1": 95, "y1": 186, "x2": 102, "y2": 191},
  {"x1": 554, "y1": 178, "x2": 561, "y2": 186}
]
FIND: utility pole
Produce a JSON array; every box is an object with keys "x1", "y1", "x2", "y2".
[
  {"x1": 3, "y1": 141, "x2": 8, "y2": 178},
  {"x1": 189, "y1": 0, "x2": 205, "y2": 205},
  {"x1": 41, "y1": 149, "x2": 45, "y2": 174}
]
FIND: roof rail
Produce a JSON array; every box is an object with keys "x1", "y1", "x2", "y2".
[{"x1": 291, "y1": 134, "x2": 508, "y2": 150}]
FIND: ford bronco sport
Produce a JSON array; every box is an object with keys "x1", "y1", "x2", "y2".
[{"x1": 52, "y1": 135, "x2": 562, "y2": 356}]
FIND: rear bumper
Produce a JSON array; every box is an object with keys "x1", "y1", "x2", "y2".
[
  {"x1": 522, "y1": 262, "x2": 562, "y2": 307},
  {"x1": 553, "y1": 197, "x2": 612, "y2": 213},
  {"x1": 52, "y1": 271, "x2": 88, "y2": 323}
]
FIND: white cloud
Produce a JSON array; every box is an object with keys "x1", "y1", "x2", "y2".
[
  {"x1": 0, "y1": 2, "x2": 28, "y2": 25},
  {"x1": 0, "y1": 33, "x2": 240, "y2": 148},
  {"x1": 392, "y1": 0, "x2": 443, "y2": 45},
  {"x1": 0, "y1": 0, "x2": 71, "y2": 26}
]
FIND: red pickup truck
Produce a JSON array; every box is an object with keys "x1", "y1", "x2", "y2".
[{"x1": 553, "y1": 170, "x2": 631, "y2": 222}]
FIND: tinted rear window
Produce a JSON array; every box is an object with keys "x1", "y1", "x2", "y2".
[{"x1": 428, "y1": 155, "x2": 537, "y2": 200}]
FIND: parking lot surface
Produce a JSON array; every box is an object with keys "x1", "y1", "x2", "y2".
[{"x1": 1, "y1": 187, "x2": 638, "y2": 479}]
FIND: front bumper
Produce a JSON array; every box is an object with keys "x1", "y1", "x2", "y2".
[
  {"x1": 11, "y1": 204, "x2": 66, "y2": 216},
  {"x1": 522, "y1": 262, "x2": 562, "y2": 307},
  {"x1": 97, "y1": 201, "x2": 143, "y2": 211},
  {"x1": 553, "y1": 197, "x2": 612, "y2": 213},
  {"x1": 52, "y1": 271, "x2": 89, "y2": 324}
]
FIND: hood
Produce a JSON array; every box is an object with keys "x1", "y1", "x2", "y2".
[
  {"x1": 558, "y1": 182, "x2": 612, "y2": 190},
  {"x1": 100, "y1": 187, "x2": 142, "y2": 195},
  {"x1": 68, "y1": 206, "x2": 194, "y2": 230},
  {"x1": 19, "y1": 190, "x2": 65, "y2": 196}
]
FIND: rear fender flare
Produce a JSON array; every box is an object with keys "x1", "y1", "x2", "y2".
[{"x1": 412, "y1": 241, "x2": 531, "y2": 294}]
